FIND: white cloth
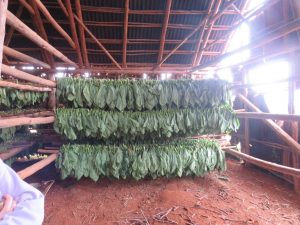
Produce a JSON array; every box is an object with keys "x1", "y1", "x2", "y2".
[{"x1": 0, "y1": 159, "x2": 44, "y2": 225}]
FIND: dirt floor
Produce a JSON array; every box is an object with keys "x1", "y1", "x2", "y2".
[{"x1": 43, "y1": 159, "x2": 300, "y2": 225}]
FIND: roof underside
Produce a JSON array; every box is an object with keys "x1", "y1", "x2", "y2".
[{"x1": 6, "y1": 0, "x2": 245, "y2": 70}]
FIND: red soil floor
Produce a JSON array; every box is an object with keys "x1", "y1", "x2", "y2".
[{"x1": 44, "y1": 159, "x2": 300, "y2": 225}]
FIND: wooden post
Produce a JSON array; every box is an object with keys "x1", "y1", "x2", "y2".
[
  {"x1": 122, "y1": 0, "x2": 129, "y2": 67},
  {"x1": 5, "y1": 10, "x2": 77, "y2": 67},
  {"x1": 238, "y1": 94, "x2": 300, "y2": 155},
  {"x1": 4, "y1": 5, "x2": 23, "y2": 46},
  {"x1": 65, "y1": 0, "x2": 83, "y2": 67},
  {"x1": 18, "y1": 0, "x2": 35, "y2": 15},
  {"x1": 3, "y1": 46, "x2": 51, "y2": 69},
  {"x1": 0, "y1": 0, "x2": 8, "y2": 75},
  {"x1": 48, "y1": 73, "x2": 56, "y2": 110},
  {"x1": 1, "y1": 64, "x2": 56, "y2": 87},
  {"x1": 75, "y1": 0, "x2": 89, "y2": 67}
]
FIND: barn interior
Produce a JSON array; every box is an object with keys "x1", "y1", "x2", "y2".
[{"x1": 0, "y1": 0, "x2": 300, "y2": 224}]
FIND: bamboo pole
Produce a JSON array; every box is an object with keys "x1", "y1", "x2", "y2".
[
  {"x1": 157, "y1": 0, "x2": 172, "y2": 63},
  {"x1": 0, "y1": 143, "x2": 35, "y2": 161},
  {"x1": 3, "y1": 46, "x2": 51, "y2": 69},
  {"x1": 122, "y1": 0, "x2": 129, "y2": 67},
  {"x1": 0, "y1": 0, "x2": 8, "y2": 76},
  {"x1": 236, "y1": 112, "x2": 300, "y2": 121},
  {"x1": 65, "y1": 0, "x2": 83, "y2": 67},
  {"x1": 33, "y1": 0, "x2": 75, "y2": 49},
  {"x1": 0, "y1": 116, "x2": 55, "y2": 128},
  {"x1": 18, "y1": 0, "x2": 35, "y2": 15},
  {"x1": 5, "y1": 10, "x2": 77, "y2": 67},
  {"x1": 1, "y1": 64, "x2": 56, "y2": 87},
  {"x1": 224, "y1": 148, "x2": 300, "y2": 178},
  {"x1": 18, "y1": 154, "x2": 57, "y2": 180},
  {"x1": 75, "y1": 0, "x2": 89, "y2": 67},
  {"x1": 0, "y1": 80, "x2": 52, "y2": 92},
  {"x1": 237, "y1": 94, "x2": 300, "y2": 155}
]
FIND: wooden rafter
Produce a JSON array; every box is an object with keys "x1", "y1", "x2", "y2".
[
  {"x1": 18, "y1": 0, "x2": 35, "y2": 15},
  {"x1": 65, "y1": 0, "x2": 83, "y2": 67},
  {"x1": 3, "y1": 46, "x2": 51, "y2": 69},
  {"x1": 57, "y1": 0, "x2": 121, "y2": 69},
  {"x1": 4, "y1": 5, "x2": 23, "y2": 46},
  {"x1": 122, "y1": 0, "x2": 129, "y2": 67},
  {"x1": 157, "y1": 0, "x2": 172, "y2": 63},
  {"x1": 191, "y1": 0, "x2": 215, "y2": 66},
  {"x1": 0, "y1": 0, "x2": 8, "y2": 75},
  {"x1": 195, "y1": 0, "x2": 222, "y2": 66},
  {"x1": 75, "y1": 0, "x2": 89, "y2": 67},
  {"x1": 33, "y1": 0, "x2": 76, "y2": 49},
  {"x1": 153, "y1": 0, "x2": 239, "y2": 70},
  {"x1": 6, "y1": 10, "x2": 77, "y2": 67}
]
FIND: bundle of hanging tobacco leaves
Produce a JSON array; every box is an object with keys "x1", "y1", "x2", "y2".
[
  {"x1": 56, "y1": 139, "x2": 225, "y2": 181},
  {"x1": 0, "y1": 87, "x2": 48, "y2": 109},
  {"x1": 56, "y1": 78, "x2": 231, "y2": 110},
  {"x1": 54, "y1": 107, "x2": 239, "y2": 141}
]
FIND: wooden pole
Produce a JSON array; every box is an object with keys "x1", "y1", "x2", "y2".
[
  {"x1": 122, "y1": 0, "x2": 129, "y2": 67},
  {"x1": 237, "y1": 94, "x2": 300, "y2": 155},
  {"x1": 5, "y1": 10, "x2": 77, "y2": 67},
  {"x1": 1, "y1": 64, "x2": 56, "y2": 87},
  {"x1": 0, "y1": 116, "x2": 55, "y2": 128},
  {"x1": 18, "y1": 0, "x2": 35, "y2": 15},
  {"x1": 236, "y1": 112, "x2": 300, "y2": 121},
  {"x1": 18, "y1": 154, "x2": 57, "y2": 180},
  {"x1": 0, "y1": 143, "x2": 35, "y2": 161},
  {"x1": 4, "y1": 5, "x2": 23, "y2": 46},
  {"x1": 33, "y1": 0, "x2": 75, "y2": 49},
  {"x1": 0, "y1": 0, "x2": 8, "y2": 76},
  {"x1": 3, "y1": 46, "x2": 51, "y2": 69},
  {"x1": 191, "y1": 18, "x2": 300, "y2": 71},
  {"x1": 0, "y1": 80, "x2": 52, "y2": 92},
  {"x1": 154, "y1": 0, "x2": 239, "y2": 70},
  {"x1": 65, "y1": 0, "x2": 83, "y2": 67},
  {"x1": 157, "y1": 0, "x2": 172, "y2": 63},
  {"x1": 37, "y1": 149, "x2": 59, "y2": 154},
  {"x1": 75, "y1": 0, "x2": 89, "y2": 67},
  {"x1": 224, "y1": 148, "x2": 300, "y2": 178}
]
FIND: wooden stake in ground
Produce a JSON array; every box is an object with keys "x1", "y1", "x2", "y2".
[{"x1": 0, "y1": 0, "x2": 8, "y2": 75}]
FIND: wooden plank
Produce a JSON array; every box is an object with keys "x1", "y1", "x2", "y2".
[
  {"x1": 157, "y1": 0, "x2": 172, "y2": 63},
  {"x1": 1, "y1": 64, "x2": 56, "y2": 87},
  {"x1": 18, "y1": 154, "x2": 57, "y2": 180},
  {"x1": 0, "y1": 0, "x2": 8, "y2": 75},
  {"x1": 223, "y1": 148, "x2": 300, "y2": 178},
  {"x1": 0, "y1": 143, "x2": 34, "y2": 161},
  {"x1": 75, "y1": 0, "x2": 89, "y2": 67},
  {"x1": 33, "y1": 0, "x2": 75, "y2": 48},
  {"x1": 3, "y1": 46, "x2": 51, "y2": 69},
  {"x1": 236, "y1": 112, "x2": 300, "y2": 121},
  {"x1": 0, "y1": 116, "x2": 55, "y2": 128},
  {"x1": 238, "y1": 94, "x2": 300, "y2": 155},
  {"x1": 5, "y1": 10, "x2": 77, "y2": 67},
  {"x1": 0, "y1": 80, "x2": 52, "y2": 92}
]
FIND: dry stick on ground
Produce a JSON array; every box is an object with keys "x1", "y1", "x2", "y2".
[{"x1": 153, "y1": 206, "x2": 179, "y2": 224}]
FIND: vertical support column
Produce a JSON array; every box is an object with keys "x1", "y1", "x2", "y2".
[
  {"x1": 48, "y1": 73, "x2": 56, "y2": 110},
  {"x1": 0, "y1": 0, "x2": 8, "y2": 75}
]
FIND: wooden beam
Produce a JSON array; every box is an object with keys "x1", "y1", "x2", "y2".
[
  {"x1": 37, "y1": 149, "x2": 59, "y2": 154},
  {"x1": 195, "y1": 0, "x2": 222, "y2": 66},
  {"x1": 33, "y1": 0, "x2": 75, "y2": 49},
  {"x1": 75, "y1": 0, "x2": 89, "y2": 67},
  {"x1": 157, "y1": 0, "x2": 172, "y2": 63},
  {"x1": 3, "y1": 46, "x2": 51, "y2": 69},
  {"x1": 192, "y1": 17, "x2": 300, "y2": 71},
  {"x1": 0, "y1": 0, "x2": 8, "y2": 76},
  {"x1": 0, "y1": 80, "x2": 52, "y2": 92},
  {"x1": 65, "y1": 0, "x2": 83, "y2": 67},
  {"x1": 18, "y1": 0, "x2": 35, "y2": 15},
  {"x1": 191, "y1": 0, "x2": 215, "y2": 66},
  {"x1": 0, "y1": 143, "x2": 35, "y2": 161},
  {"x1": 6, "y1": 10, "x2": 77, "y2": 67},
  {"x1": 224, "y1": 148, "x2": 300, "y2": 178},
  {"x1": 1, "y1": 64, "x2": 56, "y2": 87},
  {"x1": 237, "y1": 94, "x2": 300, "y2": 155},
  {"x1": 154, "y1": 0, "x2": 239, "y2": 70},
  {"x1": 0, "y1": 115, "x2": 55, "y2": 128},
  {"x1": 18, "y1": 154, "x2": 57, "y2": 180},
  {"x1": 4, "y1": 5, "x2": 23, "y2": 46},
  {"x1": 122, "y1": 0, "x2": 129, "y2": 67},
  {"x1": 236, "y1": 112, "x2": 300, "y2": 121}
]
